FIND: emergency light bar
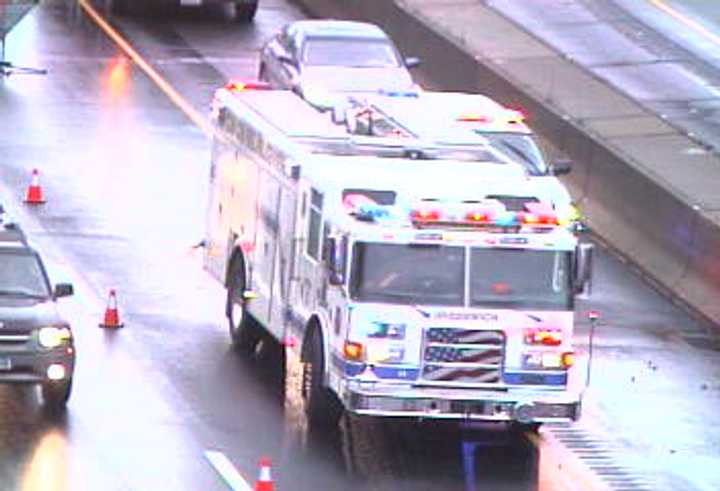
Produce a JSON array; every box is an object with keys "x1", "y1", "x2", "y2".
[
  {"x1": 409, "y1": 199, "x2": 560, "y2": 230},
  {"x1": 343, "y1": 194, "x2": 565, "y2": 232},
  {"x1": 224, "y1": 80, "x2": 272, "y2": 93},
  {"x1": 456, "y1": 107, "x2": 527, "y2": 125}
]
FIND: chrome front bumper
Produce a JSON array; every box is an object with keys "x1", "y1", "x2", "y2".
[{"x1": 341, "y1": 381, "x2": 581, "y2": 423}]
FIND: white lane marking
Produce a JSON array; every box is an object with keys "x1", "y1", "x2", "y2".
[{"x1": 204, "y1": 451, "x2": 254, "y2": 491}]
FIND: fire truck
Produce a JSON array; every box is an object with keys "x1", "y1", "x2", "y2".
[{"x1": 203, "y1": 84, "x2": 594, "y2": 428}]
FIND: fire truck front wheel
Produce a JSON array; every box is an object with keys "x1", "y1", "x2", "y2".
[
  {"x1": 226, "y1": 264, "x2": 261, "y2": 355},
  {"x1": 303, "y1": 328, "x2": 343, "y2": 427}
]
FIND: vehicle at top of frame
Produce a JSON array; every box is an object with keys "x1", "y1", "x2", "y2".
[
  {"x1": 109, "y1": 0, "x2": 258, "y2": 22},
  {"x1": 258, "y1": 20, "x2": 421, "y2": 102},
  {"x1": 203, "y1": 83, "x2": 594, "y2": 429}
]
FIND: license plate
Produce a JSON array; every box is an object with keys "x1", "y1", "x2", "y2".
[
  {"x1": 0, "y1": 358, "x2": 11, "y2": 371},
  {"x1": 180, "y1": 0, "x2": 202, "y2": 5}
]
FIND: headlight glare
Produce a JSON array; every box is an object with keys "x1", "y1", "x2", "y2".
[{"x1": 38, "y1": 327, "x2": 72, "y2": 348}]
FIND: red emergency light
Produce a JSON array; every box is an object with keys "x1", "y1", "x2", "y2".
[
  {"x1": 410, "y1": 207, "x2": 442, "y2": 223},
  {"x1": 457, "y1": 112, "x2": 493, "y2": 123},
  {"x1": 224, "y1": 80, "x2": 272, "y2": 93},
  {"x1": 520, "y1": 202, "x2": 558, "y2": 225}
]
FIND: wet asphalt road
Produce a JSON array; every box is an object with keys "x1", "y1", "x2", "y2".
[{"x1": 0, "y1": 1, "x2": 719, "y2": 490}]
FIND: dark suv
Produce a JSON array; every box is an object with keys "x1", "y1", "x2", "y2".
[{"x1": 0, "y1": 229, "x2": 75, "y2": 410}]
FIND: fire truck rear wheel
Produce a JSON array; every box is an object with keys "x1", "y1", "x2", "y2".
[
  {"x1": 227, "y1": 264, "x2": 260, "y2": 355},
  {"x1": 303, "y1": 328, "x2": 342, "y2": 428},
  {"x1": 42, "y1": 378, "x2": 73, "y2": 412}
]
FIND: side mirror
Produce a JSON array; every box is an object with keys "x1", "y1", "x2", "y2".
[
  {"x1": 324, "y1": 237, "x2": 346, "y2": 286},
  {"x1": 574, "y1": 243, "x2": 594, "y2": 298},
  {"x1": 331, "y1": 103, "x2": 348, "y2": 125},
  {"x1": 551, "y1": 159, "x2": 572, "y2": 176},
  {"x1": 404, "y1": 56, "x2": 421, "y2": 68},
  {"x1": 54, "y1": 283, "x2": 74, "y2": 298}
]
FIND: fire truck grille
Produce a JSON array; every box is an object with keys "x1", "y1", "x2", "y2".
[{"x1": 421, "y1": 328, "x2": 504, "y2": 385}]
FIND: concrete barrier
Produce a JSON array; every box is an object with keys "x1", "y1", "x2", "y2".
[{"x1": 289, "y1": 0, "x2": 720, "y2": 328}]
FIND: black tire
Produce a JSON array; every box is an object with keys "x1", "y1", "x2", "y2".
[
  {"x1": 234, "y1": 1, "x2": 258, "y2": 22},
  {"x1": 42, "y1": 379, "x2": 72, "y2": 411},
  {"x1": 226, "y1": 260, "x2": 261, "y2": 355},
  {"x1": 302, "y1": 329, "x2": 343, "y2": 428}
]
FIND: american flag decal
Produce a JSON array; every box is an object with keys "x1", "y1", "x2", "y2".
[{"x1": 422, "y1": 328, "x2": 505, "y2": 384}]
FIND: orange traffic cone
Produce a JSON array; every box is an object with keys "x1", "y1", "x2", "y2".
[
  {"x1": 24, "y1": 168, "x2": 46, "y2": 204},
  {"x1": 254, "y1": 457, "x2": 274, "y2": 491},
  {"x1": 99, "y1": 289, "x2": 124, "y2": 328}
]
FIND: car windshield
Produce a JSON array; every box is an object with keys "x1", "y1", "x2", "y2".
[
  {"x1": 350, "y1": 242, "x2": 573, "y2": 310},
  {"x1": 469, "y1": 248, "x2": 572, "y2": 310},
  {"x1": 478, "y1": 133, "x2": 549, "y2": 176},
  {"x1": 350, "y1": 243, "x2": 465, "y2": 306},
  {"x1": 302, "y1": 37, "x2": 401, "y2": 67},
  {"x1": 0, "y1": 252, "x2": 51, "y2": 298}
]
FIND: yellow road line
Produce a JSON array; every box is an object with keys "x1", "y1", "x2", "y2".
[
  {"x1": 77, "y1": 0, "x2": 214, "y2": 137},
  {"x1": 647, "y1": 0, "x2": 720, "y2": 47}
]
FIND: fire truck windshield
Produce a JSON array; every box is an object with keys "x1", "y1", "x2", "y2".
[
  {"x1": 469, "y1": 248, "x2": 572, "y2": 310},
  {"x1": 350, "y1": 242, "x2": 573, "y2": 310},
  {"x1": 350, "y1": 243, "x2": 465, "y2": 306}
]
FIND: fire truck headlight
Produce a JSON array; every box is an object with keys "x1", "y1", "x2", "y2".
[
  {"x1": 366, "y1": 342, "x2": 406, "y2": 364},
  {"x1": 523, "y1": 351, "x2": 573, "y2": 370},
  {"x1": 368, "y1": 322, "x2": 406, "y2": 340}
]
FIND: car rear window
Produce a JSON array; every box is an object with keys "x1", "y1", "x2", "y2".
[{"x1": 302, "y1": 38, "x2": 401, "y2": 68}]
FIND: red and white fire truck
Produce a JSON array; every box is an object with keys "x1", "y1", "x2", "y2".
[{"x1": 203, "y1": 84, "x2": 593, "y2": 429}]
